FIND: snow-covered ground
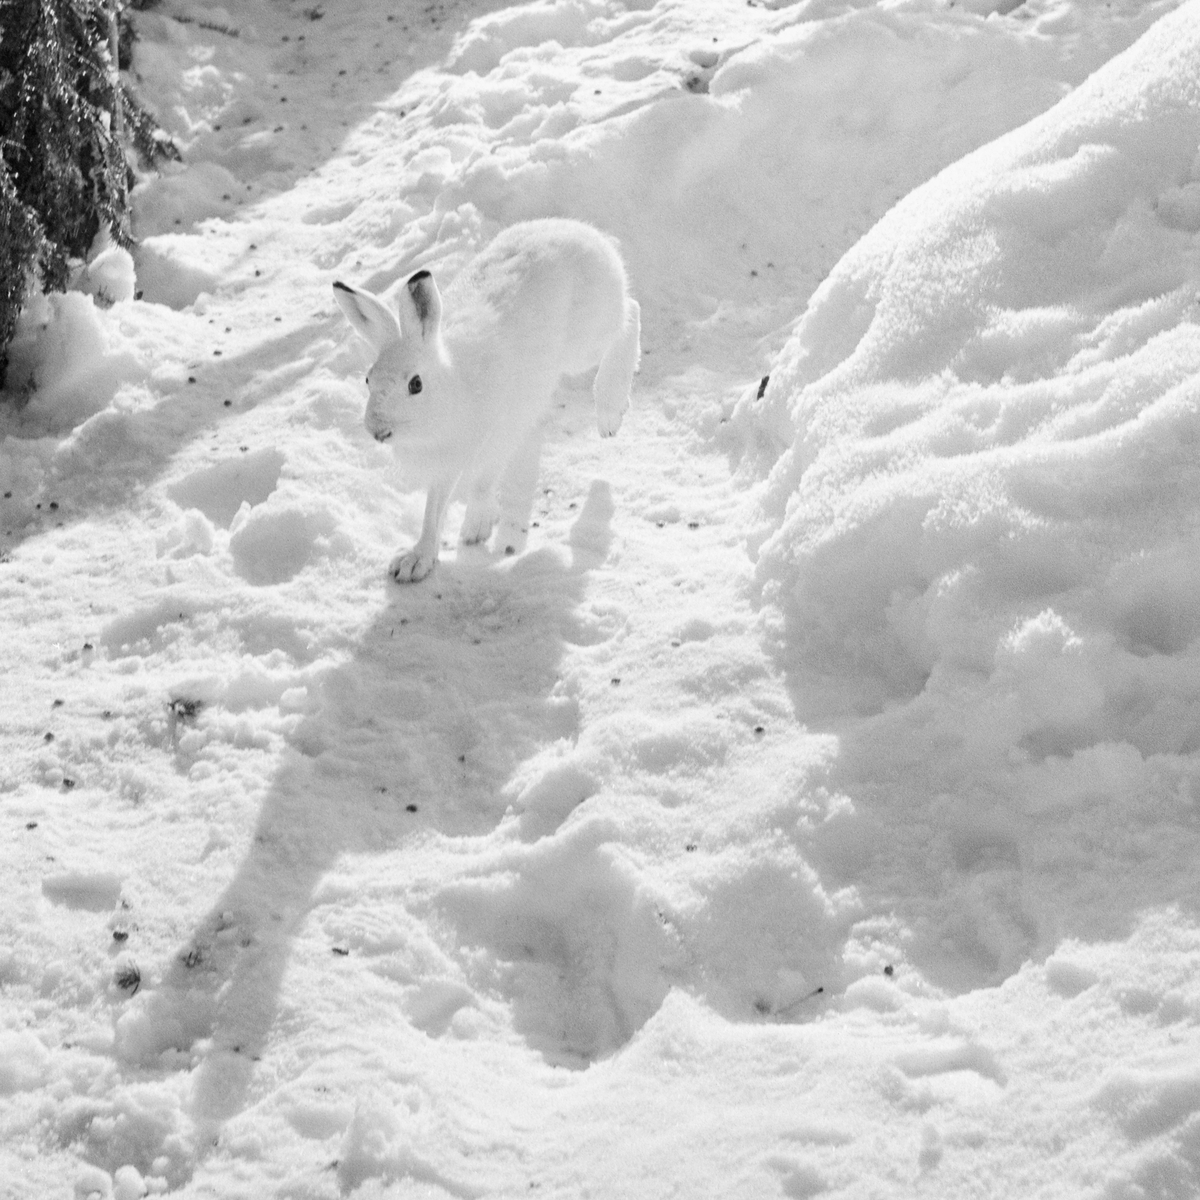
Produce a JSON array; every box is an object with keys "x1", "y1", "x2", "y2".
[{"x1": 4, "y1": 0, "x2": 1200, "y2": 1194}]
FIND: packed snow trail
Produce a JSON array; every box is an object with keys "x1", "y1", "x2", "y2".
[{"x1": 4, "y1": 1, "x2": 1200, "y2": 1197}]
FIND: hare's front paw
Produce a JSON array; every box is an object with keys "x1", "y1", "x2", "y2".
[{"x1": 389, "y1": 548, "x2": 437, "y2": 583}]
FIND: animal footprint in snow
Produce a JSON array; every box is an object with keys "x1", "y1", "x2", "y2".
[{"x1": 333, "y1": 218, "x2": 641, "y2": 583}]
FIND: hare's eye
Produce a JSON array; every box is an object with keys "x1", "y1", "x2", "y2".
[{"x1": 408, "y1": 375, "x2": 423, "y2": 395}]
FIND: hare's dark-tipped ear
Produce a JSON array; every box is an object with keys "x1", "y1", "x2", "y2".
[
  {"x1": 332, "y1": 281, "x2": 401, "y2": 353},
  {"x1": 399, "y1": 269, "x2": 442, "y2": 341}
]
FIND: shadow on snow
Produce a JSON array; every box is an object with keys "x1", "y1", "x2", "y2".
[{"x1": 116, "y1": 484, "x2": 615, "y2": 1148}]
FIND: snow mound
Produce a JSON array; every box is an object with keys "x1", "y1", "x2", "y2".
[
  {"x1": 448, "y1": 0, "x2": 612, "y2": 74},
  {"x1": 41, "y1": 870, "x2": 124, "y2": 912},
  {"x1": 740, "y1": 0, "x2": 1200, "y2": 986},
  {"x1": 166, "y1": 448, "x2": 284, "y2": 527},
  {"x1": 336, "y1": 1091, "x2": 474, "y2": 1195},
  {"x1": 749, "y1": 0, "x2": 1200, "y2": 719},
  {"x1": 3, "y1": 293, "x2": 145, "y2": 434},
  {"x1": 0, "y1": 1030, "x2": 51, "y2": 1094},
  {"x1": 440, "y1": 818, "x2": 671, "y2": 1064},
  {"x1": 435, "y1": 0, "x2": 1129, "y2": 364},
  {"x1": 228, "y1": 494, "x2": 346, "y2": 585},
  {"x1": 75, "y1": 231, "x2": 137, "y2": 307}
]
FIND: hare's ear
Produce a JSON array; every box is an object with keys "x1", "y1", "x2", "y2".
[
  {"x1": 332, "y1": 281, "x2": 401, "y2": 353},
  {"x1": 399, "y1": 270, "x2": 442, "y2": 342}
]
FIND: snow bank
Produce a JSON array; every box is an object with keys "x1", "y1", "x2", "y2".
[
  {"x1": 74, "y1": 232, "x2": 137, "y2": 307},
  {"x1": 356, "y1": 0, "x2": 1180, "y2": 372},
  {"x1": 742, "y1": 0, "x2": 1200, "y2": 983},
  {"x1": 2, "y1": 293, "x2": 144, "y2": 435},
  {"x1": 749, "y1": 0, "x2": 1200, "y2": 714}
]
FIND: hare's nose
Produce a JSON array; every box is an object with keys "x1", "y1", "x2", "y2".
[{"x1": 374, "y1": 429, "x2": 393, "y2": 443}]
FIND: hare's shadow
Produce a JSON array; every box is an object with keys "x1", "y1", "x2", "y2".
[{"x1": 120, "y1": 481, "x2": 614, "y2": 1128}]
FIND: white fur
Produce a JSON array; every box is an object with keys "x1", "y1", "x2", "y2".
[{"x1": 333, "y1": 218, "x2": 640, "y2": 582}]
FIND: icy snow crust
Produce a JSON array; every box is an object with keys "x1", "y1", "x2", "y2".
[{"x1": 3, "y1": 0, "x2": 1200, "y2": 1195}]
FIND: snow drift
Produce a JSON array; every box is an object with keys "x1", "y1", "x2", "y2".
[{"x1": 742, "y1": 0, "x2": 1200, "y2": 988}]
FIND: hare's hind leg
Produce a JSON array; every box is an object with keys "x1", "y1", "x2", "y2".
[
  {"x1": 460, "y1": 471, "x2": 500, "y2": 546},
  {"x1": 493, "y1": 424, "x2": 545, "y2": 555},
  {"x1": 594, "y1": 298, "x2": 640, "y2": 438}
]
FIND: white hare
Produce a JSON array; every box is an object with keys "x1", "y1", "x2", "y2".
[{"x1": 333, "y1": 218, "x2": 641, "y2": 582}]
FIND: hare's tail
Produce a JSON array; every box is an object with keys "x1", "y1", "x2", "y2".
[{"x1": 594, "y1": 298, "x2": 641, "y2": 438}]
